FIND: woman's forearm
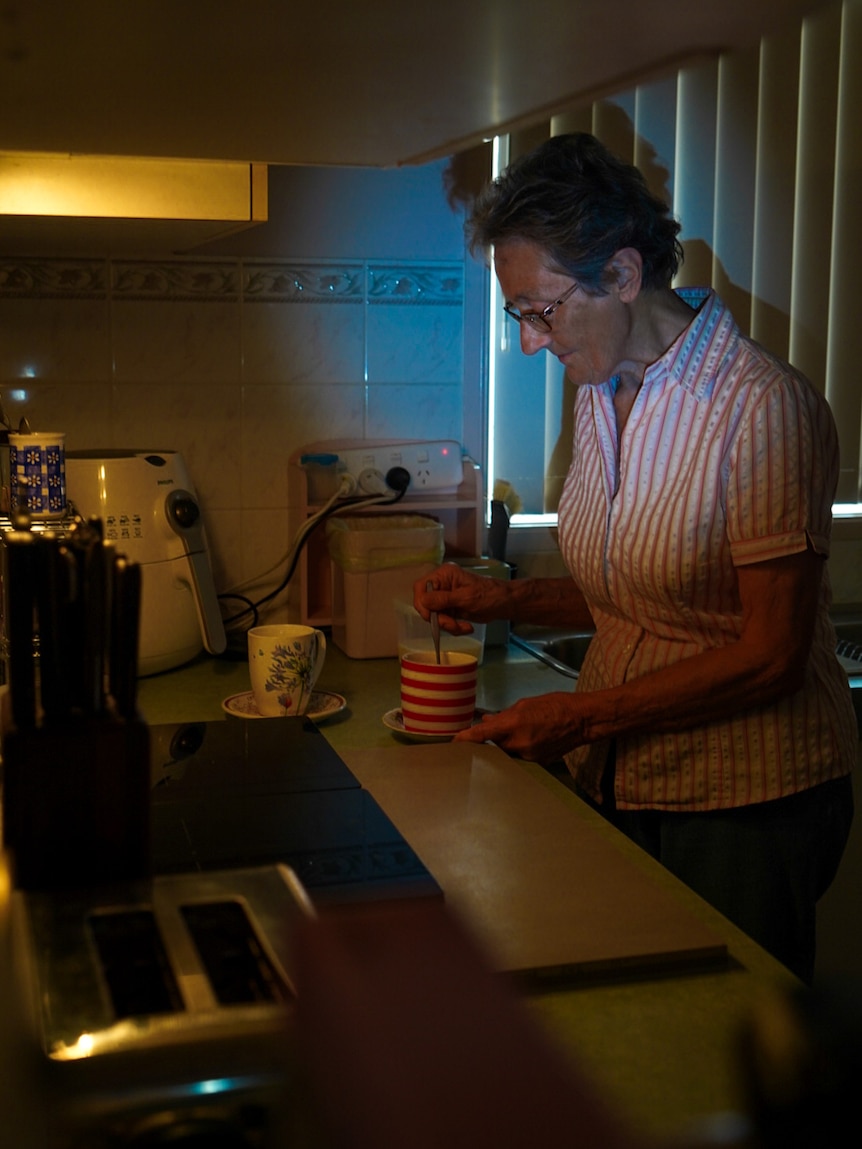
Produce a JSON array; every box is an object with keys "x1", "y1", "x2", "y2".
[{"x1": 505, "y1": 576, "x2": 594, "y2": 628}]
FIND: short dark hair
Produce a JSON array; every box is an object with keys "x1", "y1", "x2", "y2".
[{"x1": 467, "y1": 133, "x2": 683, "y2": 293}]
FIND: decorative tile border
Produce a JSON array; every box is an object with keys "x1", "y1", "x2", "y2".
[
  {"x1": 0, "y1": 257, "x2": 464, "y2": 306},
  {"x1": 112, "y1": 260, "x2": 240, "y2": 301},
  {"x1": 243, "y1": 263, "x2": 364, "y2": 303},
  {"x1": 0, "y1": 259, "x2": 106, "y2": 298},
  {"x1": 368, "y1": 265, "x2": 463, "y2": 304}
]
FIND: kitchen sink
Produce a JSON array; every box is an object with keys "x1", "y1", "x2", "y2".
[{"x1": 510, "y1": 629, "x2": 593, "y2": 680}]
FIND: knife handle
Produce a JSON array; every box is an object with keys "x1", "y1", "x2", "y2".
[
  {"x1": 4, "y1": 531, "x2": 37, "y2": 730},
  {"x1": 35, "y1": 533, "x2": 72, "y2": 721},
  {"x1": 110, "y1": 555, "x2": 142, "y2": 719},
  {"x1": 81, "y1": 537, "x2": 109, "y2": 714}
]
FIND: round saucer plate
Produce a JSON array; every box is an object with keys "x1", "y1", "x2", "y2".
[
  {"x1": 382, "y1": 707, "x2": 492, "y2": 743},
  {"x1": 222, "y1": 690, "x2": 346, "y2": 722}
]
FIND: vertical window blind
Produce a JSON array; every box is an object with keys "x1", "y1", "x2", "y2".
[{"x1": 492, "y1": 0, "x2": 861, "y2": 514}]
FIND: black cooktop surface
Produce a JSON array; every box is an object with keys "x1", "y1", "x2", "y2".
[{"x1": 149, "y1": 716, "x2": 440, "y2": 904}]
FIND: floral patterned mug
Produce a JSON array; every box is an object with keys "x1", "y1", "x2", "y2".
[{"x1": 247, "y1": 624, "x2": 327, "y2": 717}]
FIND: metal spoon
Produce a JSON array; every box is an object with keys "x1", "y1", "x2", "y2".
[{"x1": 426, "y1": 580, "x2": 441, "y2": 664}]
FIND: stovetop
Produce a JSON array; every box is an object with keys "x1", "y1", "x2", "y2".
[{"x1": 148, "y1": 715, "x2": 440, "y2": 904}]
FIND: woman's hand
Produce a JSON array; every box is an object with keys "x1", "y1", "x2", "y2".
[
  {"x1": 413, "y1": 564, "x2": 511, "y2": 635},
  {"x1": 453, "y1": 692, "x2": 588, "y2": 764},
  {"x1": 414, "y1": 565, "x2": 593, "y2": 633}
]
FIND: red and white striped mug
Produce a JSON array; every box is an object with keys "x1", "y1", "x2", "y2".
[{"x1": 399, "y1": 649, "x2": 478, "y2": 735}]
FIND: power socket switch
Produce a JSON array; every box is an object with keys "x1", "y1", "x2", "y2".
[{"x1": 336, "y1": 441, "x2": 463, "y2": 494}]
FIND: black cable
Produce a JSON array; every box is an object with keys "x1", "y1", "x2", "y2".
[
  {"x1": 218, "y1": 485, "x2": 408, "y2": 630},
  {"x1": 217, "y1": 592, "x2": 259, "y2": 630}
]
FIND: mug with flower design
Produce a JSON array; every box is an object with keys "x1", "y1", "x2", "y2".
[{"x1": 248, "y1": 624, "x2": 327, "y2": 717}]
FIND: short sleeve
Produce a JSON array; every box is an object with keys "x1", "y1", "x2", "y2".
[{"x1": 726, "y1": 370, "x2": 838, "y2": 566}]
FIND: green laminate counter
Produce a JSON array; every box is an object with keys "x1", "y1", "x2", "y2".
[
  {"x1": 136, "y1": 639, "x2": 555, "y2": 750},
  {"x1": 137, "y1": 639, "x2": 798, "y2": 1145}
]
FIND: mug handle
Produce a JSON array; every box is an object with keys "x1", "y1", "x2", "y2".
[{"x1": 310, "y1": 629, "x2": 327, "y2": 689}]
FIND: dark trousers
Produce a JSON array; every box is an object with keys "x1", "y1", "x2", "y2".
[{"x1": 579, "y1": 761, "x2": 854, "y2": 984}]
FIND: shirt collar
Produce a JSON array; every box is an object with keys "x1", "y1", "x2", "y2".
[{"x1": 645, "y1": 288, "x2": 735, "y2": 400}]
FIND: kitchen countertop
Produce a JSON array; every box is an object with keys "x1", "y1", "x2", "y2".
[
  {"x1": 135, "y1": 637, "x2": 804, "y2": 1143},
  {"x1": 137, "y1": 638, "x2": 561, "y2": 752}
]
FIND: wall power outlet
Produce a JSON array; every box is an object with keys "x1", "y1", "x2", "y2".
[{"x1": 336, "y1": 441, "x2": 463, "y2": 494}]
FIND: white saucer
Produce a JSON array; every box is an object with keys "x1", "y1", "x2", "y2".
[
  {"x1": 222, "y1": 690, "x2": 347, "y2": 722},
  {"x1": 382, "y1": 707, "x2": 492, "y2": 743}
]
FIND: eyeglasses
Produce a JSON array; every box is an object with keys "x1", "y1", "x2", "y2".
[{"x1": 503, "y1": 280, "x2": 580, "y2": 333}]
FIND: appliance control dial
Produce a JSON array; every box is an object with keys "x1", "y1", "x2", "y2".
[{"x1": 169, "y1": 494, "x2": 200, "y2": 530}]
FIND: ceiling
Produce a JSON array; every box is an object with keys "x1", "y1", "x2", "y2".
[{"x1": 1, "y1": 0, "x2": 833, "y2": 169}]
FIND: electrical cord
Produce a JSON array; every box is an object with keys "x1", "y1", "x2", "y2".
[
  {"x1": 217, "y1": 590, "x2": 261, "y2": 631},
  {"x1": 221, "y1": 478, "x2": 351, "y2": 604},
  {"x1": 218, "y1": 473, "x2": 410, "y2": 634}
]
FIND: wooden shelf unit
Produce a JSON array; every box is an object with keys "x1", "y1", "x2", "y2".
[{"x1": 289, "y1": 441, "x2": 483, "y2": 628}]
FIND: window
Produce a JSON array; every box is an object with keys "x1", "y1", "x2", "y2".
[{"x1": 488, "y1": 0, "x2": 862, "y2": 524}]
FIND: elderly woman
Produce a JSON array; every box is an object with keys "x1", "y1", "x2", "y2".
[{"x1": 415, "y1": 132, "x2": 856, "y2": 983}]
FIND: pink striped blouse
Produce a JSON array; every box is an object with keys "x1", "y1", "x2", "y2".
[{"x1": 557, "y1": 290, "x2": 857, "y2": 811}]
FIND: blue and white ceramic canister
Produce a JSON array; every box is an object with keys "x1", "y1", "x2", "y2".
[{"x1": 8, "y1": 431, "x2": 67, "y2": 519}]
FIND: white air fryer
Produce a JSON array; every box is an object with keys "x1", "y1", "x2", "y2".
[{"x1": 65, "y1": 450, "x2": 226, "y2": 676}]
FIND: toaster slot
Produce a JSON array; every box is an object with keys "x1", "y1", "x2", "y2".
[
  {"x1": 181, "y1": 900, "x2": 292, "y2": 1006},
  {"x1": 88, "y1": 909, "x2": 185, "y2": 1019}
]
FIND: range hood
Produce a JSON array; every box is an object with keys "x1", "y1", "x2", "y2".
[{"x1": 0, "y1": 154, "x2": 268, "y2": 256}]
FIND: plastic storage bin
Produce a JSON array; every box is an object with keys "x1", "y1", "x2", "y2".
[{"x1": 326, "y1": 514, "x2": 445, "y2": 658}]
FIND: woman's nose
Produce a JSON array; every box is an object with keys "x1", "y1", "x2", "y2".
[{"x1": 520, "y1": 323, "x2": 553, "y2": 355}]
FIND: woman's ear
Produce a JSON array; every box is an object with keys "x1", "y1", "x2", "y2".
[{"x1": 608, "y1": 248, "x2": 643, "y2": 301}]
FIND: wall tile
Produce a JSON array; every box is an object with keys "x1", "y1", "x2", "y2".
[
  {"x1": 366, "y1": 265, "x2": 464, "y2": 385},
  {"x1": 236, "y1": 507, "x2": 294, "y2": 624},
  {"x1": 243, "y1": 262, "x2": 364, "y2": 302},
  {"x1": 112, "y1": 261, "x2": 240, "y2": 299},
  {"x1": 241, "y1": 383, "x2": 365, "y2": 507},
  {"x1": 366, "y1": 303, "x2": 463, "y2": 384},
  {"x1": 0, "y1": 296, "x2": 111, "y2": 384},
  {"x1": 108, "y1": 260, "x2": 241, "y2": 385},
  {"x1": 111, "y1": 298, "x2": 241, "y2": 384},
  {"x1": 368, "y1": 265, "x2": 463, "y2": 303},
  {"x1": 366, "y1": 383, "x2": 463, "y2": 442},
  {"x1": 242, "y1": 299, "x2": 365, "y2": 385},
  {"x1": 110, "y1": 382, "x2": 243, "y2": 510},
  {"x1": 241, "y1": 261, "x2": 365, "y2": 385},
  {"x1": 0, "y1": 381, "x2": 112, "y2": 450}
]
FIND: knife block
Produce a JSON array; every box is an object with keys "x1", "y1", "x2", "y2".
[{"x1": 1, "y1": 710, "x2": 151, "y2": 891}]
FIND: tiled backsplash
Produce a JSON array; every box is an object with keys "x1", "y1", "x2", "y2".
[{"x1": 0, "y1": 255, "x2": 466, "y2": 610}]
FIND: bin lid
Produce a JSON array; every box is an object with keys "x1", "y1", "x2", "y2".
[{"x1": 326, "y1": 514, "x2": 445, "y2": 572}]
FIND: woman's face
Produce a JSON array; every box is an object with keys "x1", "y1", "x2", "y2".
[{"x1": 494, "y1": 239, "x2": 632, "y2": 387}]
